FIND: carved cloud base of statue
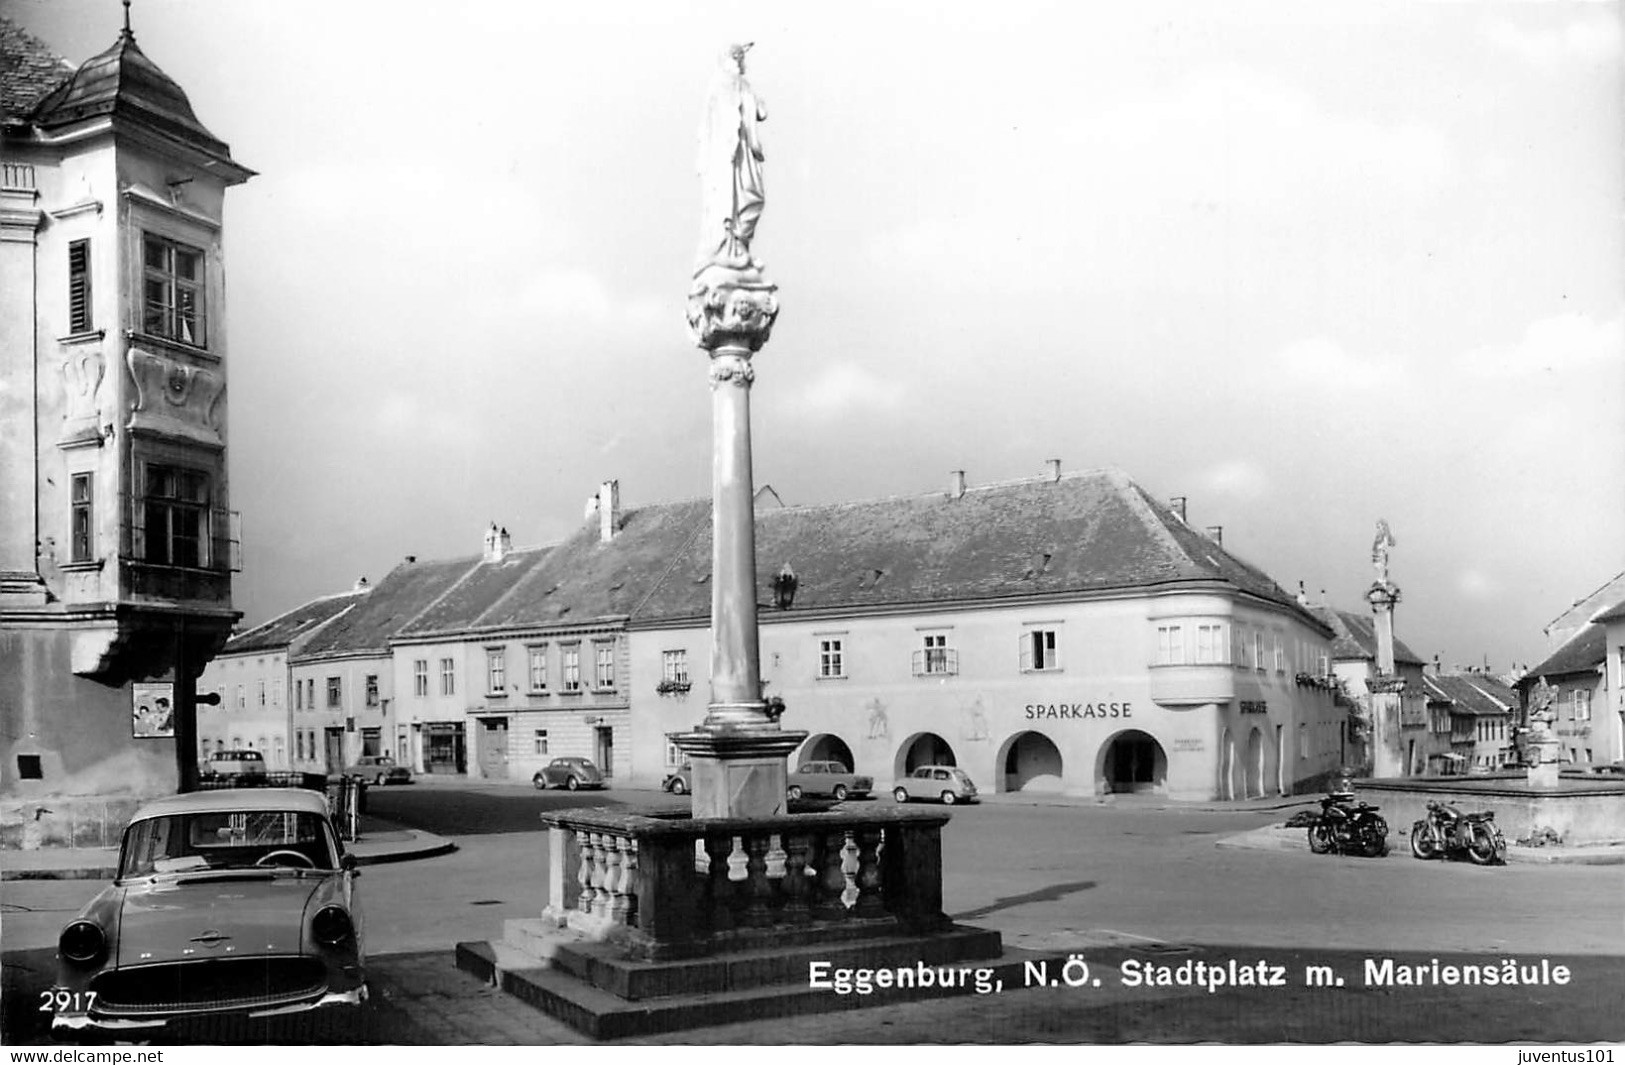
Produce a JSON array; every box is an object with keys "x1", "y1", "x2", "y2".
[{"x1": 687, "y1": 259, "x2": 779, "y2": 353}]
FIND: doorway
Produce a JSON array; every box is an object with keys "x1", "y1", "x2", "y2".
[
  {"x1": 1101, "y1": 730, "x2": 1166, "y2": 794},
  {"x1": 479, "y1": 718, "x2": 509, "y2": 779},
  {"x1": 594, "y1": 726, "x2": 614, "y2": 779}
]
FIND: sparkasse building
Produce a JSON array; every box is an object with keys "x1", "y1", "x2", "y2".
[{"x1": 627, "y1": 465, "x2": 1343, "y2": 801}]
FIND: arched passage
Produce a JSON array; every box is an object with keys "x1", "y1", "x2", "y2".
[
  {"x1": 800, "y1": 733, "x2": 856, "y2": 771},
  {"x1": 1098, "y1": 729, "x2": 1167, "y2": 794},
  {"x1": 1244, "y1": 727, "x2": 1264, "y2": 798},
  {"x1": 996, "y1": 731, "x2": 1064, "y2": 793},
  {"x1": 895, "y1": 732, "x2": 957, "y2": 778}
]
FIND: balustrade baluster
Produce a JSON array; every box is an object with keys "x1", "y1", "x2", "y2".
[
  {"x1": 597, "y1": 833, "x2": 622, "y2": 922},
  {"x1": 853, "y1": 826, "x2": 885, "y2": 918},
  {"x1": 742, "y1": 832, "x2": 773, "y2": 927},
  {"x1": 814, "y1": 830, "x2": 851, "y2": 921},
  {"x1": 608, "y1": 835, "x2": 637, "y2": 925},
  {"x1": 780, "y1": 831, "x2": 812, "y2": 924},
  {"x1": 704, "y1": 833, "x2": 737, "y2": 932},
  {"x1": 575, "y1": 829, "x2": 598, "y2": 914}
]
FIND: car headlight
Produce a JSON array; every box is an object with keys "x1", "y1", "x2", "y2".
[
  {"x1": 312, "y1": 906, "x2": 356, "y2": 947},
  {"x1": 59, "y1": 920, "x2": 106, "y2": 966}
]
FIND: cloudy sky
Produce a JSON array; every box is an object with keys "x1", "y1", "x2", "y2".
[{"x1": 13, "y1": 0, "x2": 1623, "y2": 671}]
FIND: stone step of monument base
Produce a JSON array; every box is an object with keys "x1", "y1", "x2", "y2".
[{"x1": 456, "y1": 924, "x2": 1056, "y2": 1039}]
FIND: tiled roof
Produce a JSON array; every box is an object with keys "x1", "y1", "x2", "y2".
[
  {"x1": 396, "y1": 545, "x2": 554, "y2": 635},
  {"x1": 1524, "y1": 623, "x2": 1606, "y2": 683},
  {"x1": 294, "y1": 556, "x2": 475, "y2": 659},
  {"x1": 0, "y1": 17, "x2": 74, "y2": 119},
  {"x1": 630, "y1": 469, "x2": 1325, "y2": 627},
  {"x1": 1311, "y1": 607, "x2": 1425, "y2": 667},
  {"x1": 221, "y1": 591, "x2": 367, "y2": 656},
  {"x1": 1422, "y1": 673, "x2": 1516, "y2": 716},
  {"x1": 422, "y1": 499, "x2": 713, "y2": 634}
]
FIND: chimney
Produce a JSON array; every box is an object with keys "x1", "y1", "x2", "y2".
[
  {"x1": 1204, "y1": 525, "x2": 1223, "y2": 547},
  {"x1": 1169, "y1": 496, "x2": 1188, "y2": 523},
  {"x1": 599, "y1": 480, "x2": 620, "y2": 543},
  {"x1": 483, "y1": 521, "x2": 510, "y2": 563},
  {"x1": 404, "y1": 555, "x2": 417, "y2": 564},
  {"x1": 353, "y1": 576, "x2": 370, "y2": 592},
  {"x1": 948, "y1": 470, "x2": 966, "y2": 499},
  {"x1": 1295, "y1": 580, "x2": 1309, "y2": 607},
  {"x1": 1432, "y1": 653, "x2": 1441, "y2": 676},
  {"x1": 1044, "y1": 458, "x2": 1062, "y2": 482}
]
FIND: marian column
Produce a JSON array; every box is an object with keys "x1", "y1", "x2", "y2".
[
  {"x1": 675, "y1": 44, "x2": 806, "y2": 817},
  {"x1": 1365, "y1": 520, "x2": 1406, "y2": 777}
]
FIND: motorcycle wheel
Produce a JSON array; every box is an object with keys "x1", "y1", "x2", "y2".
[
  {"x1": 1466, "y1": 823, "x2": 1502, "y2": 865},
  {"x1": 1307, "y1": 824, "x2": 1334, "y2": 854},
  {"x1": 1410, "y1": 822, "x2": 1439, "y2": 860},
  {"x1": 1361, "y1": 819, "x2": 1389, "y2": 858}
]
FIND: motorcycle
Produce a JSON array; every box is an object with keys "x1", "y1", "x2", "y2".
[
  {"x1": 1410, "y1": 799, "x2": 1506, "y2": 865},
  {"x1": 1302, "y1": 792, "x2": 1389, "y2": 857}
]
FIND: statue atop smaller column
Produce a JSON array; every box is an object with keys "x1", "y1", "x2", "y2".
[
  {"x1": 695, "y1": 42, "x2": 767, "y2": 272},
  {"x1": 1371, "y1": 519, "x2": 1396, "y2": 588}
]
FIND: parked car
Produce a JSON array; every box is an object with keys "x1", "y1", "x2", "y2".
[
  {"x1": 49, "y1": 788, "x2": 366, "y2": 1040},
  {"x1": 787, "y1": 761, "x2": 872, "y2": 801},
  {"x1": 892, "y1": 765, "x2": 978, "y2": 805},
  {"x1": 199, "y1": 748, "x2": 267, "y2": 781},
  {"x1": 532, "y1": 757, "x2": 605, "y2": 791},
  {"x1": 662, "y1": 764, "x2": 692, "y2": 795},
  {"x1": 343, "y1": 754, "x2": 414, "y2": 786}
]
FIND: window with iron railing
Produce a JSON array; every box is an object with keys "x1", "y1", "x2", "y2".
[
  {"x1": 913, "y1": 635, "x2": 958, "y2": 677},
  {"x1": 142, "y1": 233, "x2": 205, "y2": 347}
]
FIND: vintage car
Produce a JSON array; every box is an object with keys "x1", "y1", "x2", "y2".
[
  {"x1": 786, "y1": 761, "x2": 873, "y2": 801},
  {"x1": 343, "y1": 754, "x2": 414, "y2": 786},
  {"x1": 662, "y1": 764, "x2": 692, "y2": 795},
  {"x1": 532, "y1": 756, "x2": 605, "y2": 791},
  {"x1": 199, "y1": 748, "x2": 267, "y2": 781},
  {"x1": 50, "y1": 788, "x2": 366, "y2": 1041},
  {"x1": 892, "y1": 765, "x2": 979, "y2": 805}
]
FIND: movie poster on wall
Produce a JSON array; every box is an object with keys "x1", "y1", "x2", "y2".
[{"x1": 132, "y1": 681, "x2": 175, "y2": 738}]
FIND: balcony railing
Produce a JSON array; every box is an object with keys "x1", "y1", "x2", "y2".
[
  {"x1": 540, "y1": 807, "x2": 952, "y2": 961},
  {"x1": 911, "y1": 648, "x2": 958, "y2": 677},
  {"x1": 120, "y1": 509, "x2": 242, "y2": 573}
]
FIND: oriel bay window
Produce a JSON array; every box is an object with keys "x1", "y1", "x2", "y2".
[
  {"x1": 142, "y1": 233, "x2": 205, "y2": 346},
  {"x1": 140, "y1": 464, "x2": 210, "y2": 568}
]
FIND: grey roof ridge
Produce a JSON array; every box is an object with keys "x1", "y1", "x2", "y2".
[
  {"x1": 1457, "y1": 674, "x2": 1515, "y2": 712},
  {"x1": 752, "y1": 464, "x2": 1124, "y2": 517},
  {"x1": 1524, "y1": 621, "x2": 1606, "y2": 680},
  {"x1": 1542, "y1": 568, "x2": 1625, "y2": 632},
  {"x1": 627, "y1": 502, "x2": 714, "y2": 623},
  {"x1": 225, "y1": 588, "x2": 367, "y2": 650}
]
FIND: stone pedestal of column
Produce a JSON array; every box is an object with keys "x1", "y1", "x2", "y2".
[{"x1": 673, "y1": 728, "x2": 807, "y2": 819}]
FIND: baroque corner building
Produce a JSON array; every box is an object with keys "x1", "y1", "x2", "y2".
[{"x1": 1, "y1": 15, "x2": 254, "y2": 836}]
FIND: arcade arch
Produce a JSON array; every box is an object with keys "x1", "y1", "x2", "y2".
[
  {"x1": 1098, "y1": 729, "x2": 1166, "y2": 794},
  {"x1": 996, "y1": 730, "x2": 1064, "y2": 793},
  {"x1": 799, "y1": 733, "x2": 856, "y2": 771},
  {"x1": 895, "y1": 732, "x2": 956, "y2": 778}
]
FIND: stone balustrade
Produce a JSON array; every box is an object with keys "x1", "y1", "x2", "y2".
[{"x1": 540, "y1": 806, "x2": 952, "y2": 960}]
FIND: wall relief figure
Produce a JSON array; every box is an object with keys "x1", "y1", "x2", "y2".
[
  {"x1": 961, "y1": 696, "x2": 990, "y2": 741},
  {"x1": 865, "y1": 697, "x2": 889, "y2": 740}
]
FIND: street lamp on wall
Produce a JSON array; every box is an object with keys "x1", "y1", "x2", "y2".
[{"x1": 771, "y1": 563, "x2": 798, "y2": 610}]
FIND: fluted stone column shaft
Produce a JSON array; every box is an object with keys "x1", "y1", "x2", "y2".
[{"x1": 706, "y1": 345, "x2": 763, "y2": 726}]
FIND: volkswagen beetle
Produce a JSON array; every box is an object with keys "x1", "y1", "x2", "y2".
[{"x1": 49, "y1": 788, "x2": 366, "y2": 1041}]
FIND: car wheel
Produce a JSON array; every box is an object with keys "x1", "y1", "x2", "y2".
[
  {"x1": 832, "y1": 784, "x2": 849, "y2": 801},
  {"x1": 787, "y1": 785, "x2": 803, "y2": 801},
  {"x1": 566, "y1": 776, "x2": 580, "y2": 791},
  {"x1": 893, "y1": 787, "x2": 909, "y2": 804},
  {"x1": 532, "y1": 773, "x2": 547, "y2": 790},
  {"x1": 375, "y1": 774, "x2": 387, "y2": 786},
  {"x1": 940, "y1": 791, "x2": 957, "y2": 805},
  {"x1": 671, "y1": 778, "x2": 687, "y2": 795}
]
